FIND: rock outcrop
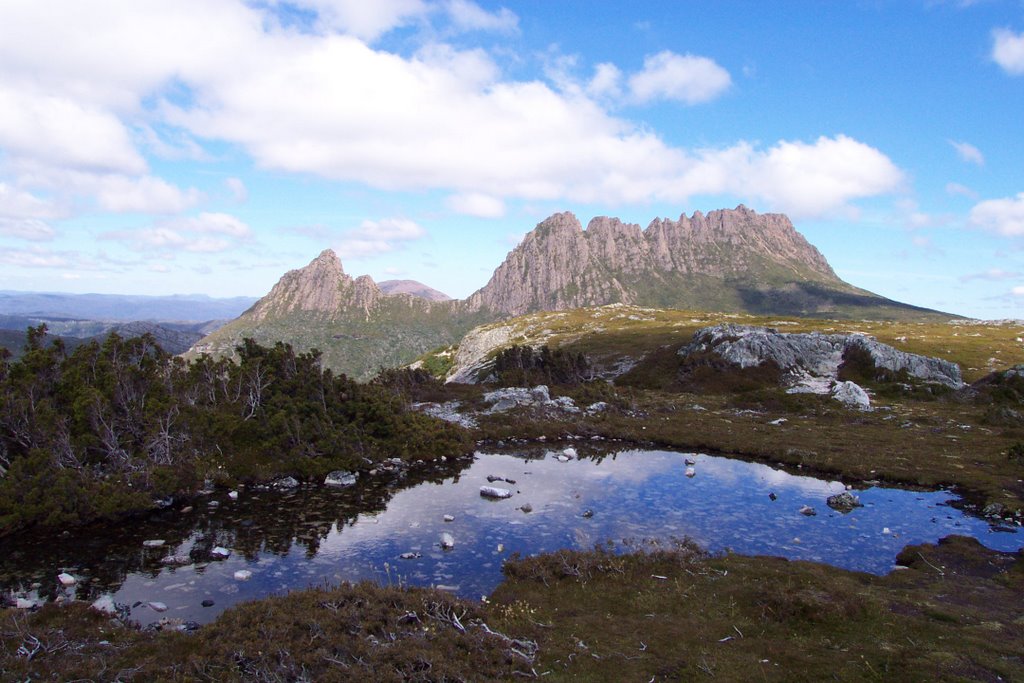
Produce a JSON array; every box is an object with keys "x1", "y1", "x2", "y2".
[
  {"x1": 680, "y1": 324, "x2": 964, "y2": 389},
  {"x1": 378, "y1": 279, "x2": 452, "y2": 301}
]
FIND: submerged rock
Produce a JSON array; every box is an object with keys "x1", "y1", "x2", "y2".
[
  {"x1": 324, "y1": 470, "x2": 358, "y2": 488},
  {"x1": 480, "y1": 485, "x2": 513, "y2": 499},
  {"x1": 399, "y1": 552, "x2": 422, "y2": 560},
  {"x1": 827, "y1": 491, "x2": 863, "y2": 513},
  {"x1": 233, "y1": 570, "x2": 253, "y2": 581},
  {"x1": 685, "y1": 467, "x2": 696, "y2": 478},
  {"x1": 440, "y1": 533, "x2": 455, "y2": 550},
  {"x1": 799, "y1": 505, "x2": 817, "y2": 517}
]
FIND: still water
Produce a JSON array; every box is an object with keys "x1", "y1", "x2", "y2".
[{"x1": 1, "y1": 448, "x2": 1020, "y2": 627}]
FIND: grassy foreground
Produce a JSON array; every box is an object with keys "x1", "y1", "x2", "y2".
[{"x1": 1, "y1": 536, "x2": 1020, "y2": 681}]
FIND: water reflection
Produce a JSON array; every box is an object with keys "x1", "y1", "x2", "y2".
[{"x1": 1, "y1": 448, "x2": 1020, "y2": 627}]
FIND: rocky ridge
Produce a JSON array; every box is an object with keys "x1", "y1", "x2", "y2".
[{"x1": 190, "y1": 206, "x2": 951, "y2": 378}]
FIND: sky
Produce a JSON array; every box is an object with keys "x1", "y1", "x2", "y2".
[{"x1": 0, "y1": 1, "x2": 1023, "y2": 319}]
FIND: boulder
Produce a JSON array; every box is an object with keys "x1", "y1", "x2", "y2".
[
  {"x1": 831, "y1": 381, "x2": 871, "y2": 411},
  {"x1": 57, "y1": 572, "x2": 77, "y2": 587},
  {"x1": 324, "y1": 470, "x2": 358, "y2": 488},
  {"x1": 685, "y1": 467, "x2": 696, "y2": 478},
  {"x1": 91, "y1": 595, "x2": 118, "y2": 615},
  {"x1": 826, "y1": 491, "x2": 862, "y2": 513},
  {"x1": 440, "y1": 533, "x2": 455, "y2": 550},
  {"x1": 480, "y1": 485, "x2": 513, "y2": 499},
  {"x1": 15, "y1": 597, "x2": 36, "y2": 610},
  {"x1": 273, "y1": 476, "x2": 300, "y2": 489},
  {"x1": 211, "y1": 547, "x2": 232, "y2": 560},
  {"x1": 148, "y1": 601, "x2": 168, "y2": 613},
  {"x1": 799, "y1": 505, "x2": 817, "y2": 516}
]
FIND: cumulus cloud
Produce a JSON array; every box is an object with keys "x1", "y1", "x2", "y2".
[
  {"x1": 970, "y1": 192, "x2": 1024, "y2": 236},
  {"x1": 949, "y1": 140, "x2": 985, "y2": 166},
  {"x1": 336, "y1": 218, "x2": 426, "y2": 258},
  {"x1": 628, "y1": 51, "x2": 731, "y2": 105},
  {"x1": 446, "y1": 192, "x2": 506, "y2": 218},
  {"x1": 92, "y1": 175, "x2": 203, "y2": 213},
  {"x1": 102, "y1": 212, "x2": 253, "y2": 253},
  {"x1": 992, "y1": 28, "x2": 1024, "y2": 75},
  {"x1": 0, "y1": 1, "x2": 900, "y2": 224}
]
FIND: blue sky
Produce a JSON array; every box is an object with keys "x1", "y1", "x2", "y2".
[{"x1": 1, "y1": 1, "x2": 1022, "y2": 319}]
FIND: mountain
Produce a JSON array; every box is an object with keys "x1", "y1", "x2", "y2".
[
  {"x1": 189, "y1": 206, "x2": 952, "y2": 379},
  {"x1": 464, "y1": 206, "x2": 935, "y2": 319},
  {"x1": 378, "y1": 280, "x2": 452, "y2": 301},
  {"x1": 186, "y1": 251, "x2": 488, "y2": 378},
  {"x1": 0, "y1": 291, "x2": 257, "y2": 322}
]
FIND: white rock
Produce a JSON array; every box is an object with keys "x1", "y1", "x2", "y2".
[
  {"x1": 143, "y1": 540, "x2": 166, "y2": 548},
  {"x1": 562, "y1": 447, "x2": 577, "y2": 458},
  {"x1": 443, "y1": 514, "x2": 455, "y2": 522},
  {"x1": 831, "y1": 381, "x2": 872, "y2": 411},
  {"x1": 480, "y1": 485, "x2": 513, "y2": 499},
  {"x1": 91, "y1": 595, "x2": 118, "y2": 615},
  {"x1": 15, "y1": 597, "x2": 36, "y2": 609},
  {"x1": 148, "y1": 601, "x2": 168, "y2": 613},
  {"x1": 324, "y1": 470, "x2": 358, "y2": 487},
  {"x1": 233, "y1": 570, "x2": 253, "y2": 581},
  {"x1": 57, "y1": 572, "x2": 77, "y2": 587},
  {"x1": 211, "y1": 547, "x2": 232, "y2": 559},
  {"x1": 228, "y1": 491, "x2": 239, "y2": 500},
  {"x1": 685, "y1": 467, "x2": 696, "y2": 478},
  {"x1": 799, "y1": 505, "x2": 817, "y2": 517},
  {"x1": 557, "y1": 455, "x2": 570, "y2": 463},
  {"x1": 440, "y1": 533, "x2": 455, "y2": 550},
  {"x1": 684, "y1": 457, "x2": 697, "y2": 466}
]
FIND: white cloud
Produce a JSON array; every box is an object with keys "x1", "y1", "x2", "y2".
[
  {"x1": 970, "y1": 192, "x2": 1024, "y2": 236},
  {"x1": 337, "y1": 217, "x2": 426, "y2": 258},
  {"x1": 627, "y1": 51, "x2": 731, "y2": 105},
  {"x1": 959, "y1": 268, "x2": 1020, "y2": 282},
  {"x1": 0, "y1": 182, "x2": 60, "y2": 220},
  {"x1": 93, "y1": 175, "x2": 203, "y2": 214},
  {"x1": 280, "y1": 0, "x2": 428, "y2": 40},
  {"x1": 102, "y1": 212, "x2": 252, "y2": 253},
  {"x1": 945, "y1": 182, "x2": 978, "y2": 199},
  {"x1": 0, "y1": 218, "x2": 55, "y2": 241},
  {"x1": 587, "y1": 63, "x2": 623, "y2": 99},
  {"x1": 0, "y1": 85, "x2": 145, "y2": 175},
  {"x1": 0, "y1": 1, "x2": 901, "y2": 223},
  {"x1": 949, "y1": 140, "x2": 984, "y2": 166},
  {"x1": 1012, "y1": 285, "x2": 1024, "y2": 297},
  {"x1": 992, "y1": 28, "x2": 1024, "y2": 75},
  {"x1": 225, "y1": 177, "x2": 248, "y2": 202},
  {"x1": 443, "y1": 0, "x2": 518, "y2": 33},
  {"x1": 446, "y1": 192, "x2": 505, "y2": 218},
  {"x1": 0, "y1": 246, "x2": 73, "y2": 268}
]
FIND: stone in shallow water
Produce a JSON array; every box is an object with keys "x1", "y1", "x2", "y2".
[
  {"x1": 233, "y1": 570, "x2": 253, "y2": 581},
  {"x1": 440, "y1": 533, "x2": 455, "y2": 550},
  {"x1": 480, "y1": 485, "x2": 513, "y2": 499},
  {"x1": 827, "y1": 492, "x2": 862, "y2": 513},
  {"x1": 443, "y1": 514, "x2": 455, "y2": 522},
  {"x1": 685, "y1": 467, "x2": 696, "y2": 478},
  {"x1": 57, "y1": 572, "x2": 76, "y2": 587},
  {"x1": 324, "y1": 470, "x2": 358, "y2": 487},
  {"x1": 211, "y1": 547, "x2": 231, "y2": 560},
  {"x1": 148, "y1": 601, "x2": 168, "y2": 613},
  {"x1": 800, "y1": 505, "x2": 817, "y2": 517}
]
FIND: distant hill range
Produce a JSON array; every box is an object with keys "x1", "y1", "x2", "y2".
[
  {"x1": 189, "y1": 206, "x2": 953, "y2": 379},
  {"x1": 0, "y1": 292, "x2": 257, "y2": 357}
]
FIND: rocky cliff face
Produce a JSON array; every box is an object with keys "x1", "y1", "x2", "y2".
[
  {"x1": 465, "y1": 206, "x2": 842, "y2": 317},
  {"x1": 378, "y1": 280, "x2": 452, "y2": 302}
]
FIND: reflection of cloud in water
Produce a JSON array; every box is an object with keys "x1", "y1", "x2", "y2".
[{"x1": 4, "y1": 448, "x2": 1020, "y2": 629}]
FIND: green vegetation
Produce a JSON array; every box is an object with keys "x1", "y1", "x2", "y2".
[
  {"x1": 2, "y1": 537, "x2": 1020, "y2": 681},
  {"x1": 0, "y1": 327, "x2": 471, "y2": 536}
]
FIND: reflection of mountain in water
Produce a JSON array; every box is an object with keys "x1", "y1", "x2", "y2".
[{"x1": 0, "y1": 457, "x2": 474, "y2": 603}]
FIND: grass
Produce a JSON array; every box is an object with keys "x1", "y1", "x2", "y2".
[{"x1": 3, "y1": 536, "x2": 1020, "y2": 681}]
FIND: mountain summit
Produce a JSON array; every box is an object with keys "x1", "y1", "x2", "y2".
[
  {"x1": 189, "y1": 206, "x2": 948, "y2": 378},
  {"x1": 466, "y1": 206, "x2": 854, "y2": 317}
]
